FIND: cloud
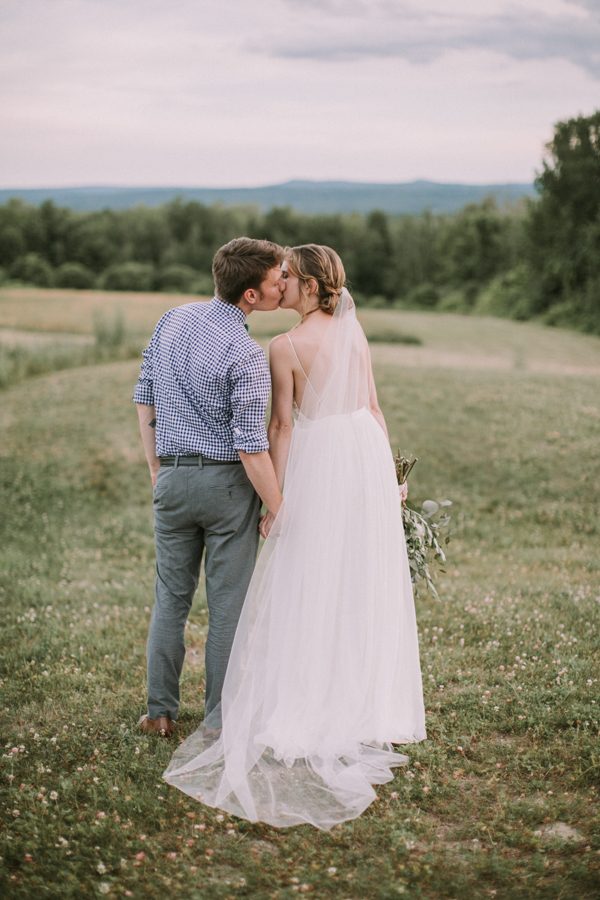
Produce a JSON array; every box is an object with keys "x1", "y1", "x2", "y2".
[
  {"x1": 569, "y1": 0, "x2": 599, "y2": 12},
  {"x1": 0, "y1": 0, "x2": 598, "y2": 185},
  {"x1": 268, "y1": 1, "x2": 600, "y2": 79}
]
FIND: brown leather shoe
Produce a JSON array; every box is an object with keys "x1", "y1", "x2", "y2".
[{"x1": 138, "y1": 714, "x2": 176, "y2": 738}]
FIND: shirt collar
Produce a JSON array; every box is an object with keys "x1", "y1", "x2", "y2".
[{"x1": 212, "y1": 297, "x2": 247, "y2": 326}]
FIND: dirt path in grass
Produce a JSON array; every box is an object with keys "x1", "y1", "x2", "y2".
[
  {"x1": 0, "y1": 327, "x2": 93, "y2": 346},
  {"x1": 370, "y1": 343, "x2": 600, "y2": 376},
  {"x1": 2, "y1": 324, "x2": 599, "y2": 377}
]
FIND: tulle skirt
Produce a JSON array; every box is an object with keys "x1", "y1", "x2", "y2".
[{"x1": 164, "y1": 407, "x2": 426, "y2": 829}]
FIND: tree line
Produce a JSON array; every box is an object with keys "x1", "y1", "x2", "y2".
[{"x1": 0, "y1": 111, "x2": 598, "y2": 333}]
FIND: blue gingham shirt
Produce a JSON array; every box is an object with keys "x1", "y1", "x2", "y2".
[{"x1": 133, "y1": 299, "x2": 270, "y2": 458}]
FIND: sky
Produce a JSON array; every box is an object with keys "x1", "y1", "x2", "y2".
[{"x1": 0, "y1": 0, "x2": 598, "y2": 187}]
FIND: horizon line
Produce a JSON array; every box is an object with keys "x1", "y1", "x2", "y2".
[{"x1": 0, "y1": 177, "x2": 536, "y2": 191}]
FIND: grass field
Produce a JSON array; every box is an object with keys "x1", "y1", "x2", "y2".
[{"x1": 1, "y1": 288, "x2": 599, "y2": 899}]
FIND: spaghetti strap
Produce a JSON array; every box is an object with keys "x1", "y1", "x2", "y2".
[{"x1": 286, "y1": 333, "x2": 312, "y2": 385}]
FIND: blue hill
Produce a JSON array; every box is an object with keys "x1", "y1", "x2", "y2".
[{"x1": 0, "y1": 179, "x2": 535, "y2": 215}]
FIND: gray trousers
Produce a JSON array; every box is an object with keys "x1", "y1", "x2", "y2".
[{"x1": 146, "y1": 461, "x2": 260, "y2": 721}]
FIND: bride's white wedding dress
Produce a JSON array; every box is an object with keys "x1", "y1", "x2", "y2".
[{"x1": 164, "y1": 289, "x2": 426, "y2": 829}]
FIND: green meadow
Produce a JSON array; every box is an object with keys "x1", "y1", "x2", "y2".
[{"x1": 1, "y1": 288, "x2": 599, "y2": 899}]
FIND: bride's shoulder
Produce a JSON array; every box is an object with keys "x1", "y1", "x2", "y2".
[
  {"x1": 269, "y1": 330, "x2": 296, "y2": 351},
  {"x1": 269, "y1": 331, "x2": 289, "y2": 346},
  {"x1": 268, "y1": 331, "x2": 295, "y2": 361}
]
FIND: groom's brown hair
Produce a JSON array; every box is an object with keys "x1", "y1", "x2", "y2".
[{"x1": 212, "y1": 237, "x2": 284, "y2": 304}]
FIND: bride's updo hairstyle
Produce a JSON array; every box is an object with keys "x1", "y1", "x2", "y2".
[{"x1": 286, "y1": 244, "x2": 345, "y2": 315}]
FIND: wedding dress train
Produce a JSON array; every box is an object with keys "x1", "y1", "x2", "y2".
[{"x1": 164, "y1": 289, "x2": 426, "y2": 829}]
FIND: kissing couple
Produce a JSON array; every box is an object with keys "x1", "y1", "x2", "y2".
[{"x1": 133, "y1": 237, "x2": 426, "y2": 830}]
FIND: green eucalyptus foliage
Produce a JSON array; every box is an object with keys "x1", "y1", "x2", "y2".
[{"x1": 402, "y1": 500, "x2": 452, "y2": 599}]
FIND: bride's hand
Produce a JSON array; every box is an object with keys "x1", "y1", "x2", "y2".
[
  {"x1": 259, "y1": 511, "x2": 275, "y2": 539},
  {"x1": 398, "y1": 482, "x2": 408, "y2": 504}
]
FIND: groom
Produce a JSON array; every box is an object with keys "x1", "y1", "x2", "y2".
[{"x1": 133, "y1": 237, "x2": 285, "y2": 737}]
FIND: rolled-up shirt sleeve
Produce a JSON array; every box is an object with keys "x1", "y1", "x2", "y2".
[
  {"x1": 229, "y1": 348, "x2": 271, "y2": 453},
  {"x1": 132, "y1": 337, "x2": 155, "y2": 405}
]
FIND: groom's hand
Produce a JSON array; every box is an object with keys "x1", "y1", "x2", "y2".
[{"x1": 136, "y1": 404, "x2": 160, "y2": 489}]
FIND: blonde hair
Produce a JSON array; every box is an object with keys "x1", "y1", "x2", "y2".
[{"x1": 285, "y1": 244, "x2": 345, "y2": 315}]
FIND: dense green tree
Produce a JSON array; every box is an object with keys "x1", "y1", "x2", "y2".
[
  {"x1": 260, "y1": 207, "x2": 302, "y2": 246},
  {"x1": 391, "y1": 212, "x2": 444, "y2": 296},
  {"x1": 164, "y1": 198, "x2": 196, "y2": 244},
  {"x1": 38, "y1": 200, "x2": 72, "y2": 267},
  {"x1": 11, "y1": 252, "x2": 54, "y2": 287},
  {"x1": 55, "y1": 262, "x2": 95, "y2": 289},
  {"x1": 527, "y1": 110, "x2": 600, "y2": 329},
  {"x1": 155, "y1": 263, "x2": 199, "y2": 293},
  {"x1": 0, "y1": 225, "x2": 25, "y2": 265},
  {"x1": 438, "y1": 199, "x2": 510, "y2": 292},
  {"x1": 122, "y1": 207, "x2": 171, "y2": 266},
  {"x1": 353, "y1": 211, "x2": 394, "y2": 299},
  {"x1": 101, "y1": 262, "x2": 154, "y2": 292},
  {"x1": 67, "y1": 212, "x2": 125, "y2": 272}
]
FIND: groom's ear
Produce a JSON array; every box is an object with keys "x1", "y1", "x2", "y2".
[{"x1": 243, "y1": 287, "x2": 258, "y2": 307}]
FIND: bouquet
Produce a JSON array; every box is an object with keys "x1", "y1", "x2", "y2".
[{"x1": 395, "y1": 451, "x2": 452, "y2": 599}]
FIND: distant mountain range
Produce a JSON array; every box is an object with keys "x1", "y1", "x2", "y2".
[{"x1": 0, "y1": 179, "x2": 536, "y2": 215}]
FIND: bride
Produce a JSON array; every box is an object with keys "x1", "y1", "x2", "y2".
[{"x1": 164, "y1": 244, "x2": 426, "y2": 830}]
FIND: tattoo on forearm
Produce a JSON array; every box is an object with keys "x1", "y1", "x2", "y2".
[{"x1": 149, "y1": 418, "x2": 156, "y2": 428}]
